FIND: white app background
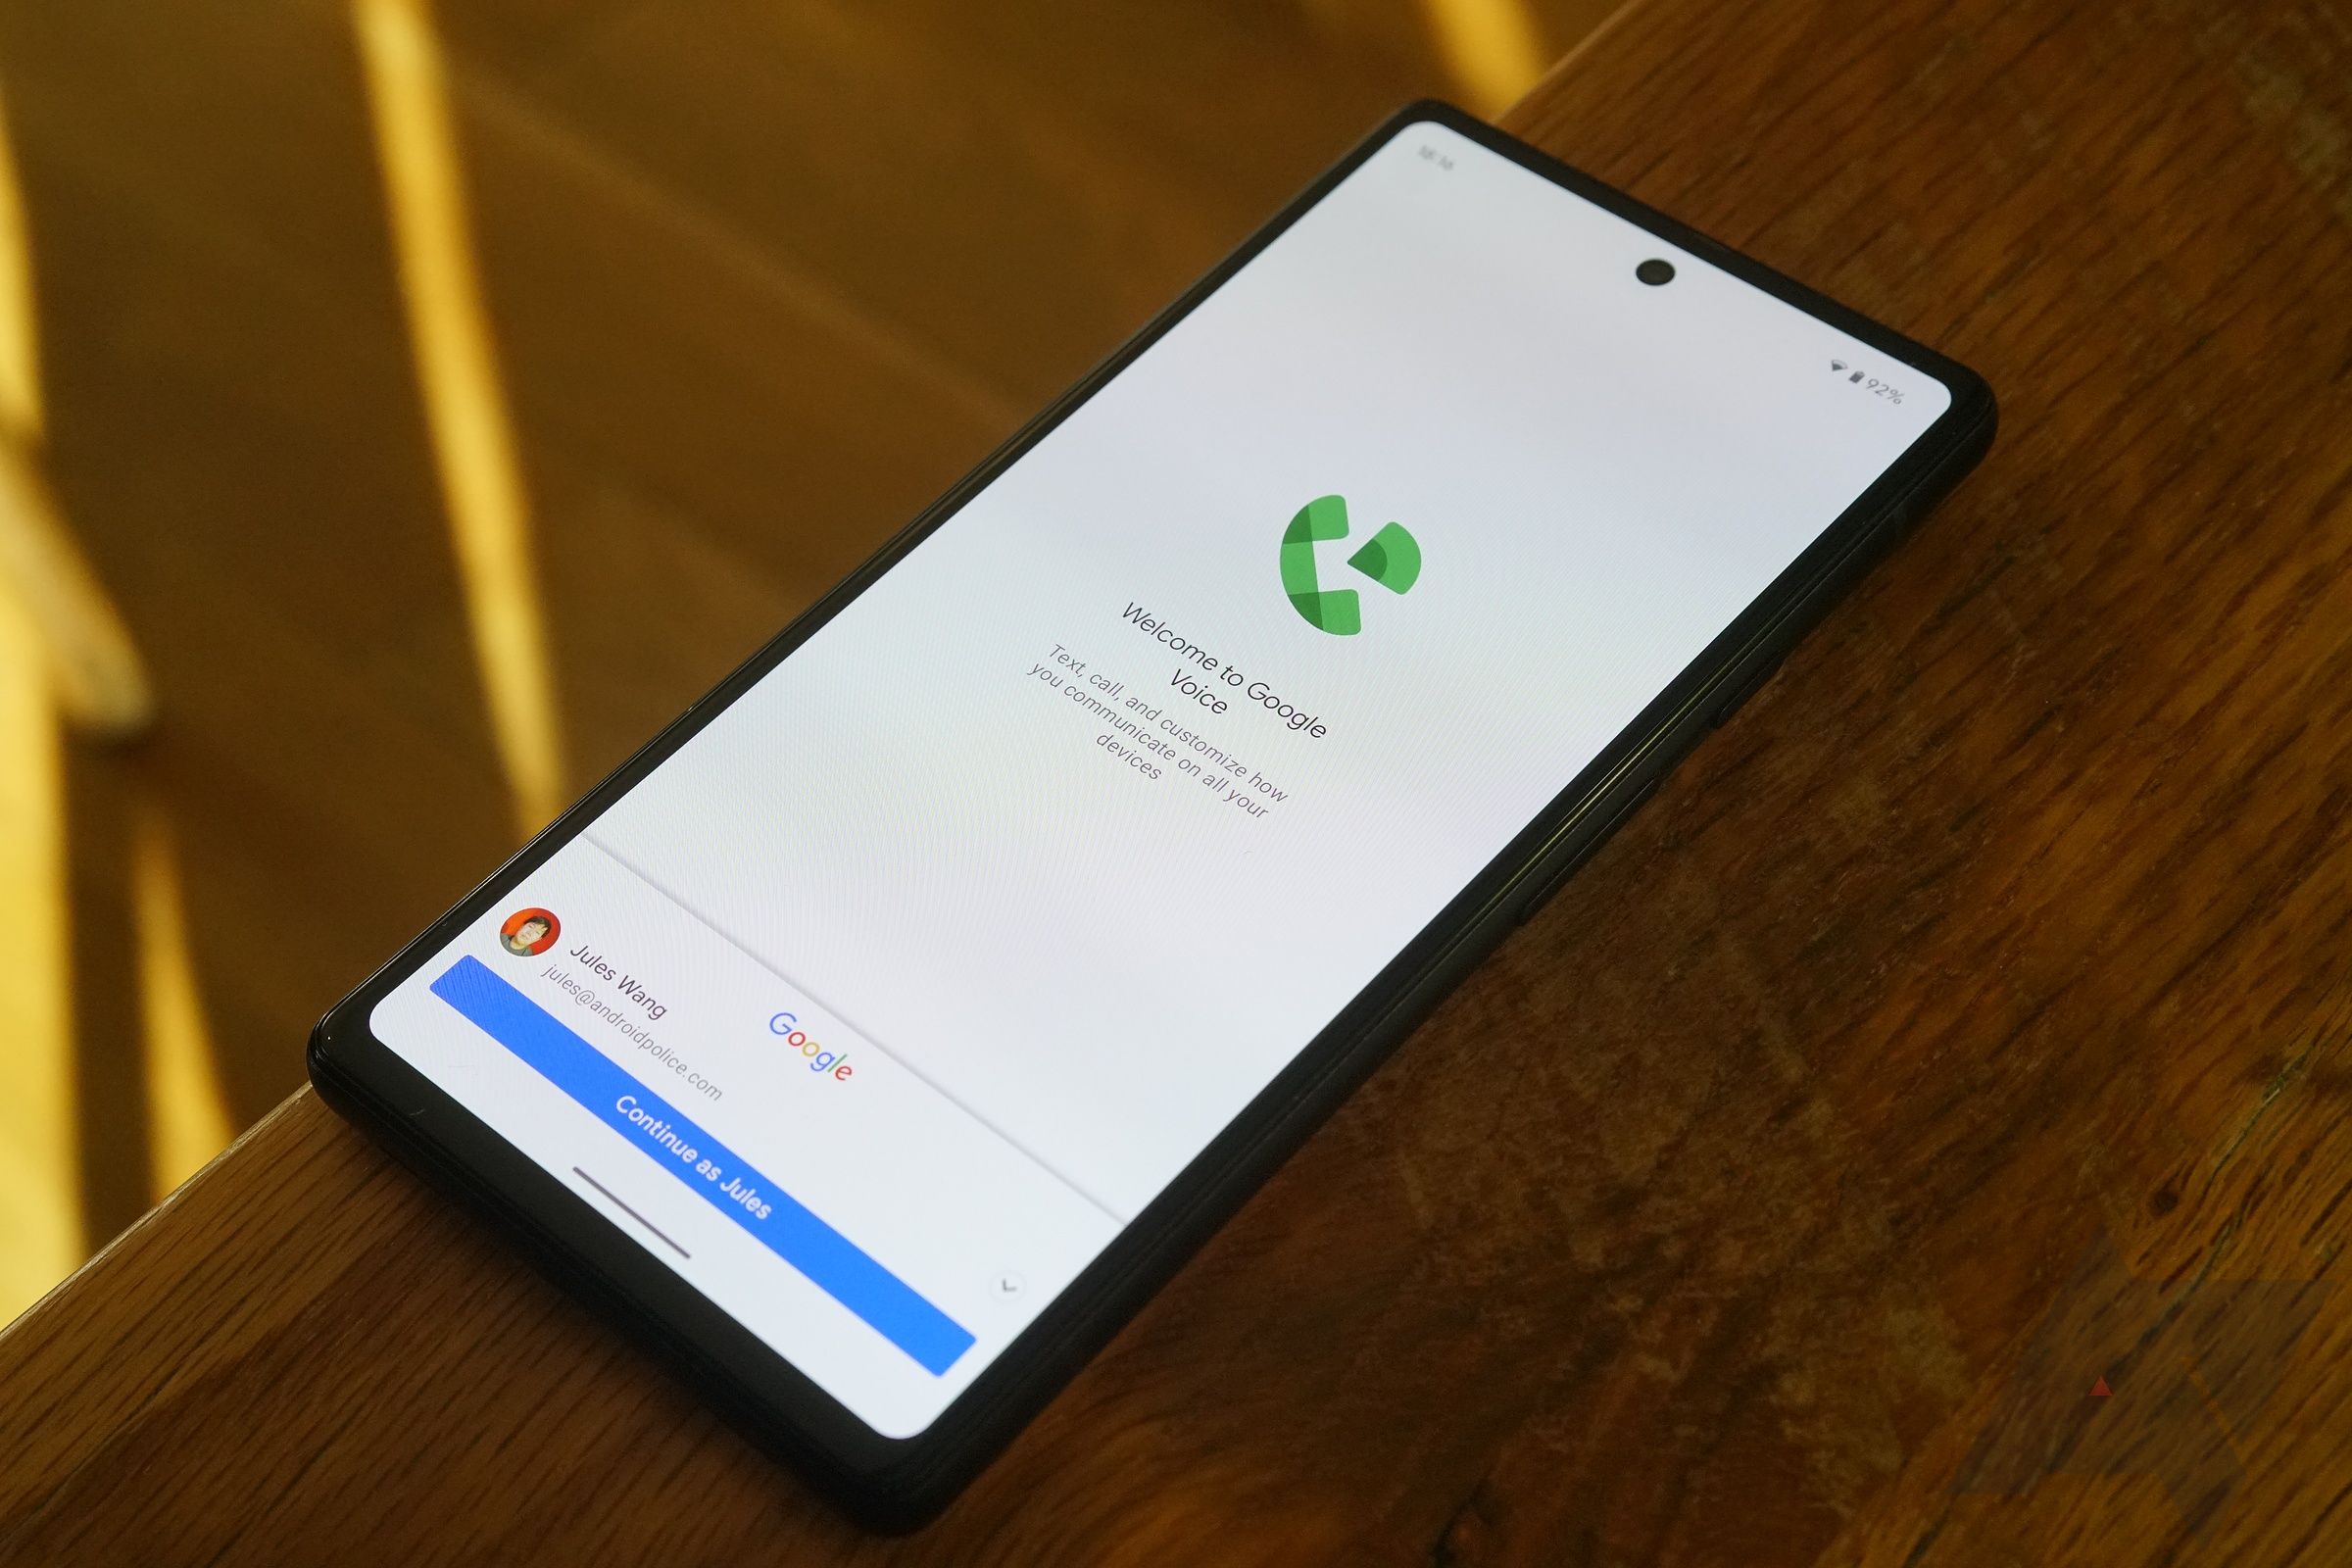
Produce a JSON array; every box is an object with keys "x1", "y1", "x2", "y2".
[{"x1": 373, "y1": 121, "x2": 1948, "y2": 1435}]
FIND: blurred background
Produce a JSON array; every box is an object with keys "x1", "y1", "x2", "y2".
[{"x1": 0, "y1": 0, "x2": 1624, "y2": 1323}]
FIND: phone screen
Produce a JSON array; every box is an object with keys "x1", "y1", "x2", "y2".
[{"x1": 365, "y1": 119, "x2": 1949, "y2": 1438}]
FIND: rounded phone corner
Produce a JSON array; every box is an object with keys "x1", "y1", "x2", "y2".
[
  {"x1": 309, "y1": 1002, "x2": 436, "y2": 1119},
  {"x1": 1939, "y1": 359, "x2": 1999, "y2": 449},
  {"x1": 1378, "y1": 98, "x2": 1485, "y2": 148},
  {"x1": 305, "y1": 1008, "x2": 347, "y2": 1090}
]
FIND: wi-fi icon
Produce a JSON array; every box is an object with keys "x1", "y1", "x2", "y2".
[{"x1": 1830, "y1": 359, "x2": 1848, "y2": 373}]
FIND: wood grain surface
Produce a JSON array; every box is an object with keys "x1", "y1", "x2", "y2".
[{"x1": 7, "y1": 0, "x2": 2352, "y2": 1562}]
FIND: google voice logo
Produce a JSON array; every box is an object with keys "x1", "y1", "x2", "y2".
[{"x1": 1279, "y1": 494, "x2": 1421, "y2": 636}]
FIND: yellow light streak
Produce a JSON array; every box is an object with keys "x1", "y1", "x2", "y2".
[
  {"x1": 0, "y1": 77, "x2": 40, "y2": 446},
  {"x1": 0, "y1": 585, "x2": 75, "y2": 1325},
  {"x1": 1422, "y1": 0, "x2": 1550, "y2": 117},
  {"x1": 132, "y1": 797, "x2": 236, "y2": 1198},
  {"x1": 0, "y1": 77, "x2": 149, "y2": 736},
  {"x1": 355, "y1": 0, "x2": 564, "y2": 836},
  {"x1": 0, "y1": 443, "x2": 152, "y2": 735},
  {"x1": 0, "y1": 71, "x2": 88, "y2": 1327}
]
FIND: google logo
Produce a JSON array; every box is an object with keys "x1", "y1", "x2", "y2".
[{"x1": 769, "y1": 1011, "x2": 855, "y2": 1083}]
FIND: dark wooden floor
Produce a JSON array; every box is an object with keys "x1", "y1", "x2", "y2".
[{"x1": 0, "y1": 0, "x2": 1617, "y2": 1316}]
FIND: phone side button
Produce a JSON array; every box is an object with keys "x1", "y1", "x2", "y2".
[{"x1": 1515, "y1": 781, "x2": 1657, "y2": 924}]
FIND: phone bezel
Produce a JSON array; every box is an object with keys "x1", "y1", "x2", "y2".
[{"x1": 309, "y1": 100, "x2": 1996, "y2": 1529}]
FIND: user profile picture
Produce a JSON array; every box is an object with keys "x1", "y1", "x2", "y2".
[{"x1": 499, "y1": 907, "x2": 560, "y2": 956}]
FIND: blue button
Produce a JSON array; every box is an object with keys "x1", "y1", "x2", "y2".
[{"x1": 431, "y1": 955, "x2": 974, "y2": 1375}]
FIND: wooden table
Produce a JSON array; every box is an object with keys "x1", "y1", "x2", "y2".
[{"x1": 6, "y1": 0, "x2": 2351, "y2": 1560}]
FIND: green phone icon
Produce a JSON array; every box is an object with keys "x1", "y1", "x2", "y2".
[{"x1": 1280, "y1": 494, "x2": 1421, "y2": 635}]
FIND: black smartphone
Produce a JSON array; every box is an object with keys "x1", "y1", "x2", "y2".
[{"x1": 310, "y1": 102, "x2": 1993, "y2": 1528}]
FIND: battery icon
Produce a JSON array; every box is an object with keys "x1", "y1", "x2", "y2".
[{"x1": 1848, "y1": 370, "x2": 1864, "y2": 383}]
